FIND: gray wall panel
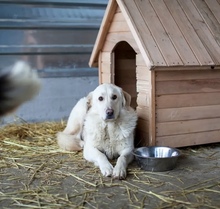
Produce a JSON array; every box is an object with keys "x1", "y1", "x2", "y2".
[
  {"x1": 0, "y1": 0, "x2": 107, "y2": 123},
  {"x1": 1, "y1": 76, "x2": 98, "y2": 124}
]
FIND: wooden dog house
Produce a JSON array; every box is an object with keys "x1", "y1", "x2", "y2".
[{"x1": 89, "y1": 0, "x2": 220, "y2": 147}]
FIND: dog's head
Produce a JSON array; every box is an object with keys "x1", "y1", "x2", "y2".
[{"x1": 87, "y1": 83, "x2": 131, "y2": 122}]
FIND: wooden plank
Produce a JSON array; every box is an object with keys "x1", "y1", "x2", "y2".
[
  {"x1": 103, "y1": 32, "x2": 139, "y2": 52},
  {"x1": 156, "y1": 69, "x2": 220, "y2": 81},
  {"x1": 179, "y1": 0, "x2": 220, "y2": 64},
  {"x1": 136, "y1": 53, "x2": 146, "y2": 66},
  {"x1": 116, "y1": 5, "x2": 121, "y2": 13},
  {"x1": 98, "y1": 53, "x2": 102, "y2": 84},
  {"x1": 149, "y1": 70, "x2": 156, "y2": 145},
  {"x1": 101, "y1": 52, "x2": 111, "y2": 62},
  {"x1": 156, "y1": 78, "x2": 220, "y2": 95},
  {"x1": 137, "y1": 92, "x2": 149, "y2": 107},
  {"x1": 150, "y1": 0, "x2": 199, "y2": 66},
  {"x1": 110, "y1": 52, "x2": 115, "y2": 83},
  {"x1": 136, "y1": 67, "x2": 150, "y2": 81},
  {"x1": 156, "y1": 104, "x2": 220, "y2": 122},
  {"x1": 135, "y1": 0, "x2": 183, "y2": 66},
  {"x1": 165, "y1": 0, "x2": 214, "y2": 65},
  {"x1": 99, "y1": 52, "x2": 112, "y2": 79},
  {"x1": 101, "y1": 62, "x2": 111, "y2": 73},
  {"x1": 112, "y1": 12, "x2": 125, "y2": 22},
  {"x1": 100, "y1": 51, "x2": 112, "y2": 81},
  {"x1": 153, "y1": 66, "x2": 220, "y2": 71},
  {"x1": 156, "y1": 92, "x2": 220, "y2": 109},
  {"x1": 156, "y1": 117, "x2": 220, "y2": 136},
  {"x1": 156, "y1": 130, "x2": 220, "y2": 147},
  {"x1": 137, "y1": 106, "x2": 149, "y2": 120},
  {"x1": 205, "y1": 0, "x2": 220, "y2": 24},
  {"x1": 101, "y1": 73, "x2": 111, "y2": 83},
  {"x1": 137, "y1": 80, "x2": 150, "y2": 92},
  {"x1": 89, "y1": 0, "x2": 117, "y2": 67},
  {"x1": 193, "y1": 0, "x2": 220, "y2": 48},
  {"x1": 109, "y1": 21, "x2": 130, "y2": 33},
  {"x1": 119, "y1": 0, "x2": 166, "y2": 67},
  {"x1": 105, "y1": 31, "x2": 135, "y2": 45}
]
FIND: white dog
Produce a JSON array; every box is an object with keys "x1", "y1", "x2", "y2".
[{"x1": 57, "y1": 83, "x2": 137, "y2": 179}]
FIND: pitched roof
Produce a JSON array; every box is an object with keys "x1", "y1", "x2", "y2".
[{"x1": 89, "y1": 0, "x2": 220, "y2": 68}]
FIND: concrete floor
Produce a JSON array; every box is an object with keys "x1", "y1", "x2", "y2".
[{"x1": 0, "y1": 125, "x2": 220, "y2": 208}]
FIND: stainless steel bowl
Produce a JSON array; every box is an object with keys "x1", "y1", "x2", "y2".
[{"x1": 133, "y1": 146, "x2": 181, "y2": 172}]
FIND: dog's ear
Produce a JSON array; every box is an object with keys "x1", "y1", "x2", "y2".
[
  {"x1": 86, "y1": 91, "x2": 93, "y2": 109},
  {"x1": 121, "y1": 90, "x2": 131, "y2": 107}
]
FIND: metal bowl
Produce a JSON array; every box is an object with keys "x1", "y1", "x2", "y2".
[{"x1": 133, "y1": 146, "x2": 181, "y2": 172}]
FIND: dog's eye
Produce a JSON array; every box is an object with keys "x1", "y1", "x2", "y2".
[
  {"x1": 112, "y1": 95, "x2": 117, "y2": 100},
  {"x1": 98, "y1": 96, "x2": 104, "y2": 101}
]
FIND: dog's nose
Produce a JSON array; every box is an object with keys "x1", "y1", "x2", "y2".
[{"x1": 106, "y1": 109, "x2": 114, "y2": 118}]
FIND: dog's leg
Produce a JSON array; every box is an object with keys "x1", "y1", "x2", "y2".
[
  {"x1": 113, "y1": 148, "x2": 134, "y2": 179},
  {"x1": 83, "y1": 145, "x2": 113, "y2": 177}
]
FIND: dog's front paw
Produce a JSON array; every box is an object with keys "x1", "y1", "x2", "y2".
[
  {"x1": 113, "y1": 165, "x2": 127, "y2": 180},
  {"x1": 100, "y1": 163, "x2": 113, "y2": 177}
]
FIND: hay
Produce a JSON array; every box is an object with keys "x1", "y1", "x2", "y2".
[{"x1": 0, "y1": 121, "x2": 220, "y2": 208}]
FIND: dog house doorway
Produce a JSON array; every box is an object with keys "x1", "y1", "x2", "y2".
[{"x1": 113, "y1": 41, "x2": 137, "y2": 109}]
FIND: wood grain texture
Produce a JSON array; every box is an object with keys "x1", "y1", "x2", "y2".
[
  {"x1": 150, "y1": 0, "x2": 199, "y2": 66},
  {"x1": 136, "y1": 0, "x2": 183, "y2": 66},
  {"x1": 156, "y1": 70, "x2": 220, "y2": 81},
  {"x1": 156, "y1": 104, "x2": 220, "y2": 122},
  {"x1": 137, "y1": 106, "x2": 149, "y2": 120},
  {"x1": 156, "y1": 130, "x2": 220, "y2": 147},
  {"x1": 156, "y1": 117, "x2": 220, "y2": 136},
  {"x1": 109, "y1": 21, "x2": 130, "y2": 33},
  {"x1": 179, "y1": 0, "x2": 220, "y2": 64},
  {"x1": 156, "y1": 79, "x2": 220, "y2": 95},
  {"x1": 91, "y1": 0, "x2": 220, "y2": 68},
  {"x1": 165, "y1": 0, "x2": 214, "y2": 65},
  {"x1": 193, "y1": 0, "x2": 220, "y2": 44},
  {"x1": 204, "y1": 0, "x2": 220, "y2": 24},
  {"x1": 89, "y1": 0, "x2": 117, "y2": 67},
  {"x1": 137, "y1": 92, "x2": 148, "y2": 107},
  {"x1": 120, "y1": 0, "x2": 165, "y2": 66},
  {"x1": 103, "y1": 32, "x2": 139, "y2": 52},
  {"x1": 156, "y1": 92, "x2": 220, "y2": 109},
  {"x1": 136, "y1": 53, "x2": 146, "y2": 66},
  {"x1": 136, "y1": 66, "x2": 150, "y2": 81}
]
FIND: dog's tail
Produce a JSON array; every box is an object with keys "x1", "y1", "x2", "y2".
[
  {"x1": 0, "y1": 61, "x2": 41, "y2": 116},
  {"x1": 57, "y1": 97, "x2": 89, "y2": 151},
  {"x1": 57, "y1": 132, "x2": 84, "y2": 151}
]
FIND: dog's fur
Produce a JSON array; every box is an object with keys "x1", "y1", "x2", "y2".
[
  {"x1": 57, "y1": 83, "x2": 137, "y2": 179},
  {"x1": 0, "y1": 61, "x2": 41, "y2": 116}
]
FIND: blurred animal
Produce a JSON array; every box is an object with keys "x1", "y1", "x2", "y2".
[
  {"x1": 0, "y1": 61, "x2": 41, "y2": 116},
  {"x1": 57, "y1": 83, "x2": 137, "y2": 179}
]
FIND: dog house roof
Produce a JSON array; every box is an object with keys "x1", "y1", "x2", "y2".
[{"x1": 89, "y1": 0, "x2": 220, "y2": 69}]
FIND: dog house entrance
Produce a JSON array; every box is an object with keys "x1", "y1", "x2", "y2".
[{"x1": 113, "y1": 41, "x2": 137, "y2": 109}]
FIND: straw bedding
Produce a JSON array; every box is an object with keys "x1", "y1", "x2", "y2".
[{"x1": 0, "y1": 121, "x2": 220, "y2": 208}]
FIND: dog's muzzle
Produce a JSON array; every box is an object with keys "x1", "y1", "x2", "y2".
[{"x1": 106, "y1": 108, "x2": 114, "y2": 120}]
